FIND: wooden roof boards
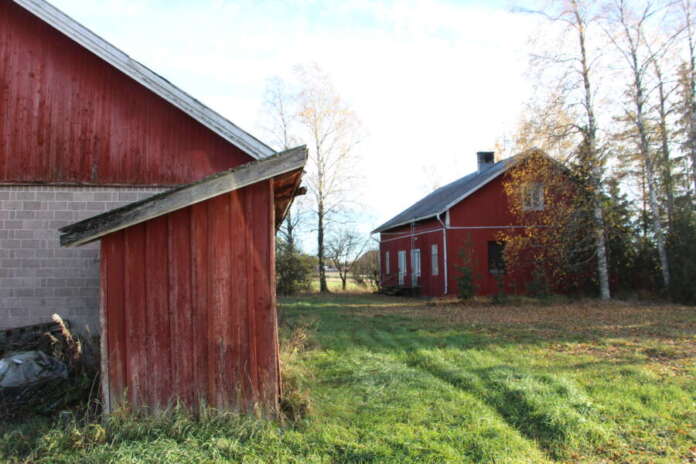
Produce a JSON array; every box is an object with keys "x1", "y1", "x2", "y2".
[{"x1": 60, "y1": 146, "x2": 308, "y2": 247}]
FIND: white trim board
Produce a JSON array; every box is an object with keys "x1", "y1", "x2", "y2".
[{"x1": 13, "y1": 0, "x2": 275, "y2": 161}]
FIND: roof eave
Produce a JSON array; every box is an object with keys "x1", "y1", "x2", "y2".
[
  {"x1": 59, "y1": 146, "x2": 307, "y2": 247},
  {"x1": 372, "y1": 160, "x2": 518, "y2": 235}
]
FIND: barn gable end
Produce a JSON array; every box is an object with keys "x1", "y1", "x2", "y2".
[{"x1": 0, "y1": 0, "x2": 278, "y2": 331}]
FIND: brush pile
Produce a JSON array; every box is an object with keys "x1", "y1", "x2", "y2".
[{"x1": 0, "y1": 315, "x2": 100, "y2": 421}]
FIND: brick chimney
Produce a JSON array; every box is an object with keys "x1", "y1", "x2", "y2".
[{"x1": 477, "y1": 151, "x2": 494, "y2": 172}]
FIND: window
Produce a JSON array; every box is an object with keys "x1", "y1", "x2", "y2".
[
  {"x1": 411, "y1": 249, "x2": 421, "y2": 287},
  {"x1": 488, "y1": 241, "x2": 505, "y2": 274},
  {"x1": 385, "y1": 251, "x2": 390, "y2": 275},
  {"x1": 431, "y1": 244, "x2": 439, "y2": 276},
  {"x1": 411, "y1": 249, "x2": 421, "y2": 277},
  {"x1": 398, "y1": 250, "x2": 407, "y2": 286},
  {"x1": 522, "y1": 182, "x2": 544, "y2": 211}
]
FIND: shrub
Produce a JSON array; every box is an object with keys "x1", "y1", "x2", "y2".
[
  {"x1": 456, "y1": 235, "x2": 478, "y2": 300},
  {"x1": 526, "y1": 267, "x2": 550, "y2": 299},
  {"x1": 491, "y1": 272, "x2": 508, "y2": 304},
  {"x1": 276, "y1": 240, "x2": 312, "y2": 296}
]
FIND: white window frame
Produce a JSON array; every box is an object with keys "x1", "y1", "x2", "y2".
[
  {"x1": 411, "y1": 249, "x2": 421, "y2": 277},
  {"x1": 397, "y1": 250, "x2": 406, "y2": 286},
  {"x1": 385, "y1": 251, "x2": 390, "y2": 275},
  {"x1": 522, "y1": 182, "x2": 544, "y2": 211},
  {"x1": 411, "y1": 249, "x2": 421, "y2": 287},
  {"x1": 431, "y1": 244, "x2": 439, "y2": 276}
]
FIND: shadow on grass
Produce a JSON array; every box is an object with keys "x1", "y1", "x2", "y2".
[{"x1": 280, "y1": 294, "x2": 695, "y2": 460}]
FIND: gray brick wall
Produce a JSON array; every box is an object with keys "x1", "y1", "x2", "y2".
[{"x1": 0, "y1": 186, "x2": 165, "y2": 333}]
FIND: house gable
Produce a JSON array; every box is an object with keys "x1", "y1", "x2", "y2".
[
  {"x1": 0, "y1": 1, "x2": 272, "y2": 186},
  {"x1": 12, "y1": 0, "x2": 274, "y2": 161}
]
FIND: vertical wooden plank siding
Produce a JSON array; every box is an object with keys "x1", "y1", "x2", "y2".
[
  {"x1": 102, "y1": 232, "x2": 126, "y2": 409},
  {"x1": 104, "y1": 185, "x2": 280, "y2": 413},
  {"x1": 145, "y1": 217, "x2": 172, "y2": 410},
  {"x1": 251, "y1": 182, "x2": 277, "y2": 408},
  {"x1": 124, "y1": 224, "x2": 148, "y2": 408},
  {"x1": 244, "y1": 187, "x2": 260, "y2": 407},
  {"x1": 168, "y1": 209, "x2": 194, "y2": 407},
  {"x1": 207, "y1": 195, "x2": 232, "y2": 409},
  {"x1": 99, "y1": 240, "x2": 110, "y2": 413},
  {"x1": 0, "y1": 2, "x2": 252, "y2": 186},
  {"x1": 190, "y1": 203, "x2": 210, "y2": 408},
  {"x1": 227, "y1": 190, "x2": 246, "y2": 408}
]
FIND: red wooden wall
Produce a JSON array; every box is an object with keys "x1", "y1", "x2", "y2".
[
  {"x1": 100, "y1": 180, "x2": 279, "y2": 413},
  {"x1": 0, "y1": 2, "x2": 252, "y2": 186},
  {"x1": 379, "y1": 219, "x2": 445, "y2": 296},
  {"x1": 379, "y1": 174, "x2": 530, "y2": 297}
]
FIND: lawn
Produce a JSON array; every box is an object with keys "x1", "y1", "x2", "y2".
[
  {"x1": 2, "y1": 294, "x2": 695, "y2": 463},
  {"x1": 307, "y1": 273, "x2": 375, "y2": 293}
]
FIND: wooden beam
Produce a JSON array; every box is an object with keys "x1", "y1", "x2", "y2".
[{"x1": 60, "y1": 146, "x2": 307, "y2": 247}]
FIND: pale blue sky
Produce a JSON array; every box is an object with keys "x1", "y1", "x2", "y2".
[{"x1": 50, "y1": 0, "x2": 539, "y2": 251}]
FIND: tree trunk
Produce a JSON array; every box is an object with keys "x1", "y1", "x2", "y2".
[
  {"x1": 573, "y1": 0, "x2": 611, "y2": 299},
  {"x1": 645, "y1": 157, "x2": 671, "y2": 287},
  {"x1": 593, "y1": 202, "x2": 611, "y2": 299},
  {"x1": 654, "y1": 63, "x2": 675, "y2": 225},
  {"x1": 317, "y1": 202, "x2": 329, "y2": 293},
  {"x1": 637, "y1": 109, "x2": 671, "y2": 287},
  {"x1": 623, "y1": 11, "x2": 671, "y2": 289},
  {"x1": 687, "y1": 9, "x2": 696, "y2": 196},
  {"x1": 341, "y1": 274, "x2": 347, "y2": 290},
  {"x1": 285, "y1": 210, "x2": 295, "y2": 253}
]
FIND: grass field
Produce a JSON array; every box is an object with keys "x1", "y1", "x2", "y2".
[
  {"x1": 2, "y1": 294, "x2": 695, "y2": 463},
  {"x1": 307, "y1": 273, "x2": 375, "y2": 293}
]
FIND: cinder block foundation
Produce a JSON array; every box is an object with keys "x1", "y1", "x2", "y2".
[{"x1": 0, "y1": 185, "x2": 164, "y2": 332}]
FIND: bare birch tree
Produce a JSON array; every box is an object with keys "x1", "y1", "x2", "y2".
[
  {"x1": 294, "y1": 64, "x2": 363, "y2": 293},
  {"x1": 520, "y1": 0, "x2": 612, "y2": 299},
  {"x1": 650, "y1": 49, "x2": 678, "y2": 224},
  {"x1": 675, "y1": 0, "x2": 696, "y2": 195},
  {"x1": 261, "y1": 77, "x2": 306, "y2": 251},
  {"x1": 603, "y1": 0, "x2": 673, "y2": 287}
]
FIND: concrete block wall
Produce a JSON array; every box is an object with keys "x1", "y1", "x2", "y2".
[{"x1": 0, "y1": 185, "x2": 165, "y2": 333}]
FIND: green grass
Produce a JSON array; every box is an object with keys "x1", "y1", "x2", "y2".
[{"x1": 2, "y1": 294, "x2": 695, "y2": 463}]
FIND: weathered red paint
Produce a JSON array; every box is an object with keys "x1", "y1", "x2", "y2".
[
  {"x1": 100, "y1": 181, "x2": 279, "y2": 413},
  {"x1": 379, "y1": 174, "x2": 529, "y2": 297},
  {"x1": 0, "y1": 2, "x2": 252, "y2": 186}
]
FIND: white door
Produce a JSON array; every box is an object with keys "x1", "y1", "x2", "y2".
[
  {"x1": 398, "y1": 250, "x2": 406, "y2": 286},
  {"x1": 411, "y1": 249, "x2": 421, "y2": 287}
]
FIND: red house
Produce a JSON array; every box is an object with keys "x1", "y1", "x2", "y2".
[
  {"x1": 374, "y1": 151, "x2": 545, "y2": 297},
  {"x1": 0, "y1": 0, "x2": 274, "y2": 332}
]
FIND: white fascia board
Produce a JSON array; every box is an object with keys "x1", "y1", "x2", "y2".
[
  {"x1": 372, "y1": 213, "x2": 439, "y2": 234},
  {"x1": 14, "y1": 0, "x2": 275, "y2": 161}
]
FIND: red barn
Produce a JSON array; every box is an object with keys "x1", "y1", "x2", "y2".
[
  {"x1": 374, "y1": 151, "x2": 546, "y2": 297},
  {"x1": 59, "y1": 148, "x2": 306, "y2": 414},
  {"x1": 1, "y1": 0, "x2": 274, "y2": 332}
]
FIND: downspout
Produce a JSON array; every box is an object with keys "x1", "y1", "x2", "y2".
[
  {"x1": 410, "y1": 222, "x2": 415, "y2": 288},
  {"x1": 436, "y1": 212, "x2": 448, "y2": 295}
]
